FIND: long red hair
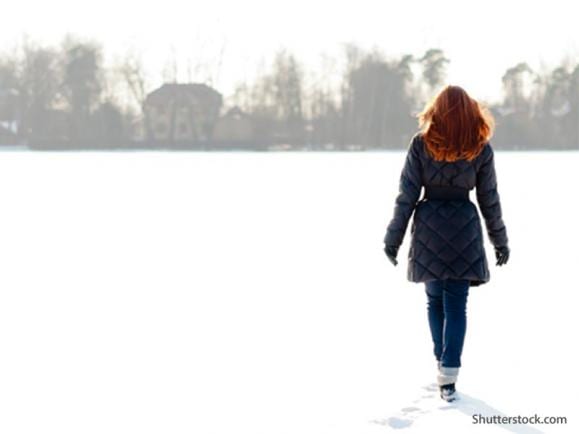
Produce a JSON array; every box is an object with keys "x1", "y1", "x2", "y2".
[{"x1": 417, "y1": 85, "x2": 495, "y2": 162}]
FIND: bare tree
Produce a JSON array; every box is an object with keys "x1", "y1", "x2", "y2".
[
  {"x1": 339, "y1": 42, "x2": 364, "y2": 147},
  {"x1": 271, "y1": 48, "x2": 305, "y2": 144},
  {"x1": 118, "y1": 49, "x2": 152, "y2": 139},
  {"x1": 303, "y1": 52, "x2": 341, "y2": 148}
]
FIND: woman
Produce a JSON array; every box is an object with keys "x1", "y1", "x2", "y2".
[{"x1": 383, "y1": 85, "x2": 510, "y2": 402}]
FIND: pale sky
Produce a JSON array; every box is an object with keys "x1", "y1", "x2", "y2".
[{"x1": 3, "y1": 0, "x2": 579, "y2": 105}]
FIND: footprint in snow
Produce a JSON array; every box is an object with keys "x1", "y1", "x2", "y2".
[{"x1": 369, "y1": 383, "x2": 445, "y2": 430}]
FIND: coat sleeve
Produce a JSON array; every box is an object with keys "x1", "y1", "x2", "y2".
[
  {"x1": 384, "y1": 135, "x2": 423, "y2": 247},
  {"x1": 475, "y1": 143, "x2": 509, "y2": 248}
]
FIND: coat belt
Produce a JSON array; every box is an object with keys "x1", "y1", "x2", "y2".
[{"x1": 424, "y1": 185, "x2": 470, "y2": 201}]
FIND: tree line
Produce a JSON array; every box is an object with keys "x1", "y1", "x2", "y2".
[{"x1": 0, "y1": 35, "x2": 578, "y2": 150}]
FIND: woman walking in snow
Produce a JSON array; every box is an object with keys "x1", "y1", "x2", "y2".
[{"x1": 383, "y1": 85, "x2": 510, "y2": 402}]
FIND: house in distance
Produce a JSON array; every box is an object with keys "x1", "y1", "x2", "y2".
[{"x1": 144, "y1": 83, "x2": 223, "y2": 146}]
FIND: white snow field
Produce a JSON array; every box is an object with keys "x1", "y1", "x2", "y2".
[{"x1": 0, "y1": 150, "x2": 577, "y2": 434}]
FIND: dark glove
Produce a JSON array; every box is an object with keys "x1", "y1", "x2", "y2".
[
  {"x1": 384, "y1": 244, "x2": 399, "y2": 266},
  {"x1": 495, "y1": 245, "x2": 510, "y2": 266}
]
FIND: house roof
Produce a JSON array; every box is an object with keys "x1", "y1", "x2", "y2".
[{"x1": 145, "y1": 83, "x2": 223, "y2": 106}]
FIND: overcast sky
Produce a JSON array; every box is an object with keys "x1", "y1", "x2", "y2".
[{"x1": 2, "y1": 0, "x2": 579, "y2": 105}]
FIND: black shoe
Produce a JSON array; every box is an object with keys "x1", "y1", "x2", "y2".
[{"x1": 439, "y1": 383, "x2": 457, "y2": 402}]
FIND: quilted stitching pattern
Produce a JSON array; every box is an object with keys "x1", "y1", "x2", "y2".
[
  {"x1": 385, "y1": 132, "x2": 508, "y2": 287},
  {"x1": 409, "y1": 200, "x2": 488, "y2": 284}
]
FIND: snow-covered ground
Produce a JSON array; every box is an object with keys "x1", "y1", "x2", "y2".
[{"x1": 0, "y1": 150, "x2": 577, "y2": 434}]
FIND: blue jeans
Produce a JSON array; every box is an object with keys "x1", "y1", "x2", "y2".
[{"x1": 425, "y1": 279, "x2": 470, "y2": 368}]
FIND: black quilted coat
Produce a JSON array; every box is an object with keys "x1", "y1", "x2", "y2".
[{"x1": 384, "y1": 132, "x2": 508, "y2": 286}]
